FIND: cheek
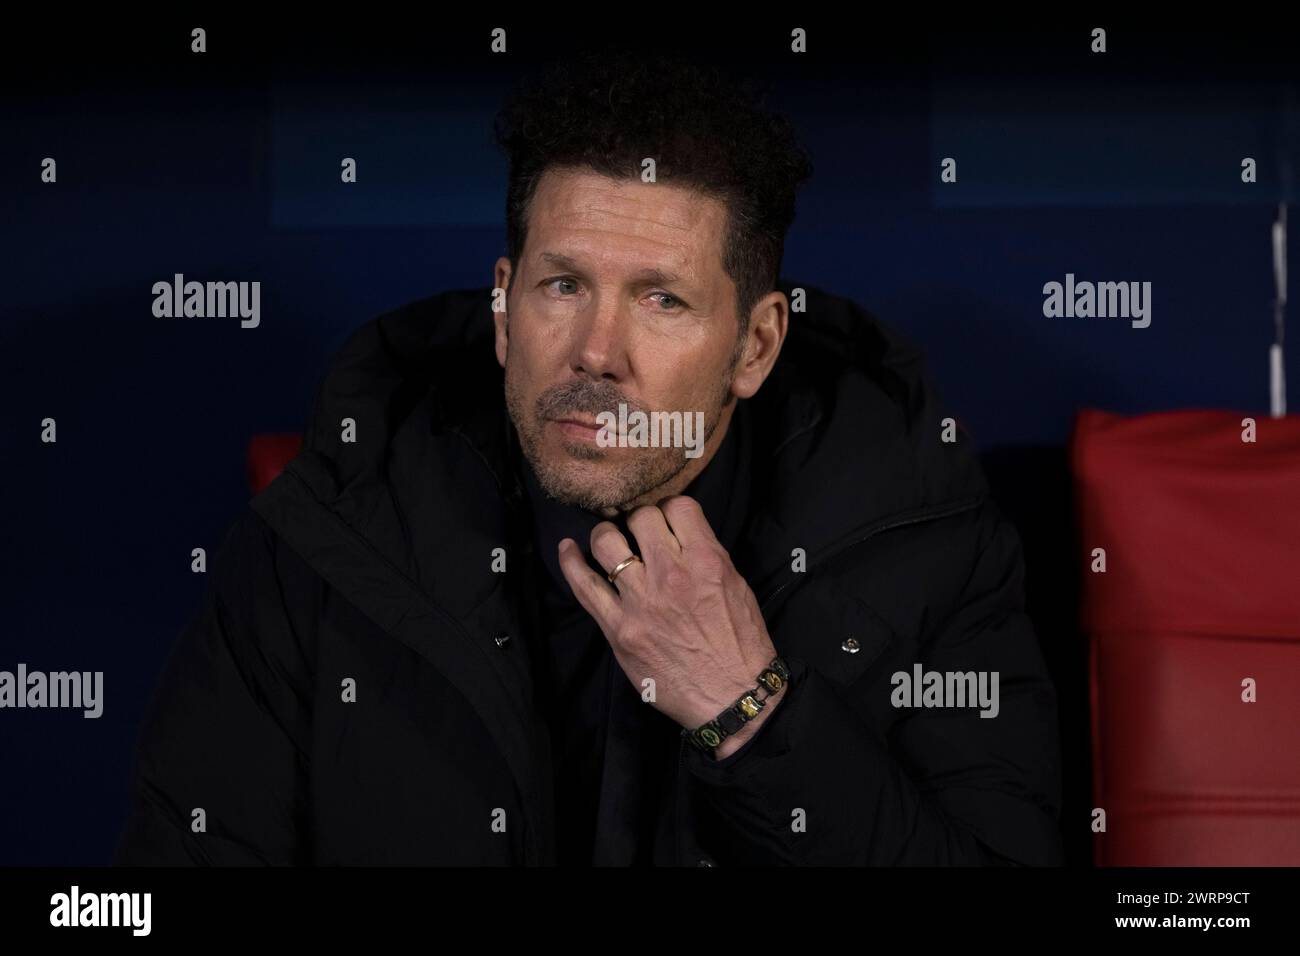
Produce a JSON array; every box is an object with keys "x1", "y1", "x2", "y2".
[
  {"x1": 503, "y1": 323, "x2": 542, "y2": 387},
  {"x1": 642, "y1": 340, "x2": 733, "y2": 410},
  {"x1": 510, "y1": 311, "x2": 571, "y2": 369},
  {"x1": 506, "y1": 320, "x2": 579, "y2": 419}
]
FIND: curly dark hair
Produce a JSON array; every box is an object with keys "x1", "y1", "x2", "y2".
[{"x1": 493, "y1": 48, "x2": 814, "y2": 338}]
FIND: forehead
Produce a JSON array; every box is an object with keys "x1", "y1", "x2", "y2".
[{"x1": 524, "y1": 167, "x2": 728, "y2": 276}]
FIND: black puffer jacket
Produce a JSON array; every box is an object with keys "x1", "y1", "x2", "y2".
[{"x1": 115, "y1": 281, "x2": 1064, "y2": 866}]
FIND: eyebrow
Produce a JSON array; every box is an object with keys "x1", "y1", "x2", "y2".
[{"x1": 538, "y1": 252, "x2": 685, "y2": 288}]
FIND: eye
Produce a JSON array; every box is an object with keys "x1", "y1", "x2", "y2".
[
  {"x1": 650, "y1": 291, "x2": 684, "y2": 310},
  {"x1": 545, "y1": 276, "x2": 580, "y2": 296}
]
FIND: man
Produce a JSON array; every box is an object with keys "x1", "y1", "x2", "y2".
[{"x1": 116, "y1": 51, "x2": 1063, "y2": 866}]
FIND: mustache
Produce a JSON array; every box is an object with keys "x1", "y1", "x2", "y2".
[{"x1": 536, "y1": 379, "x2": 645, "y2": 421}]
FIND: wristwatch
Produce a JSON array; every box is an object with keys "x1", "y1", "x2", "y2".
[{"x1": 682, "y1": 657, "x2": 790, "y2": 753}]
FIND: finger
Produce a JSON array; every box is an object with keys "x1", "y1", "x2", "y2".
[
  {"x1": 557, "y1": 538, "x2": 623, "y2": 630},
  {"x1": 658, "y1": 495, "x2": 718, "y2": 551},
  {"x1": 626, "y1": 504, "x2": 681, "y2": 568},
  {"x1": 589, "y1": 522, "x2": 646, "y2": 593}
]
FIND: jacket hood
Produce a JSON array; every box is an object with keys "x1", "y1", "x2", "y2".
[{"x1": 255, "y1": 280, "x2": 988, "y2": 621}]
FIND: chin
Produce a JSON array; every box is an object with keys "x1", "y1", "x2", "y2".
[{"x1": 534, "y1": 454, "x2": 623, "y2": 508}]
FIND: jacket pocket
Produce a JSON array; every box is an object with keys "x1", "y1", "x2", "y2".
[{"x1": 770, "y1": 583, "x2": 897, "y2": 689}]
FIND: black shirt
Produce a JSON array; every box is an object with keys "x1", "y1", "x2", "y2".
[{"x1": 516, "y1": 399, "x2": 753, "y2": 865}]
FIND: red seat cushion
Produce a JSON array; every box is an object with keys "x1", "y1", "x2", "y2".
[
  {"x1": 247, "y1": 433, "x2": 303, "y2": 496},
  {"x1": 1071, "y1": 409, "x2": 1300, "y2": 865}
]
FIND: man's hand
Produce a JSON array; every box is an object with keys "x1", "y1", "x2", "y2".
[{"x1": 556, "y1": 495, "x2": 785, "y2": 759}]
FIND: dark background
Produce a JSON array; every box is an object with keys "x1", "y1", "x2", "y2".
[{"x1": 2, "y1": 17, "x2": 1297, "y2": 866}]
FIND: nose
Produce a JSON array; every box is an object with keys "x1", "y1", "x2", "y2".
[{"x1": 568, "y1": 293, "x2": 629, "y2": 381}]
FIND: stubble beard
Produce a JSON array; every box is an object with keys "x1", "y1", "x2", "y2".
[{"x1": 504, "y1": 354, "x2": 737, "y2": 513}]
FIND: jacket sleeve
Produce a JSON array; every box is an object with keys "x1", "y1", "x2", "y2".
[
  {"x1": 114, "y1": 511, "x2": 314, "y2": 865},
  {"x1": 681, "y1": 504, "x2": 1065, "y2": 866}
]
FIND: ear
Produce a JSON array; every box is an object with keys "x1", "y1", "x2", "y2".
[
  {"x1": 492, "y1": 256, "x2": 513, "y2": 369},
  {"x1": 730, "y1": 289, "x2": 789, "y2": 400}
]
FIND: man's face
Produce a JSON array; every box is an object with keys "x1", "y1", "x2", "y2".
[{"x1": 494, "y1": 167, "x2": 744, "y2": 512}]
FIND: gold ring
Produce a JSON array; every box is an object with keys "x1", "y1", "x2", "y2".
[{"x1": 607, "y1": 554, "x2": 643, "y2": 584}]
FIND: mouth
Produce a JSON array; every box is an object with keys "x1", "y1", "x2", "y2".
[{"x1": 550, "y1": 416, "x2": 607, "y2": 441}]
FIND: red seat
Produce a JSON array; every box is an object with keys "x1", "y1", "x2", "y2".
[
  {"x1": 1071, "y1": 409, "x2": 1300, "y2": 865},
  {"x1": 247, "y1": 433, "x2": 303, "y2": 496}
]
